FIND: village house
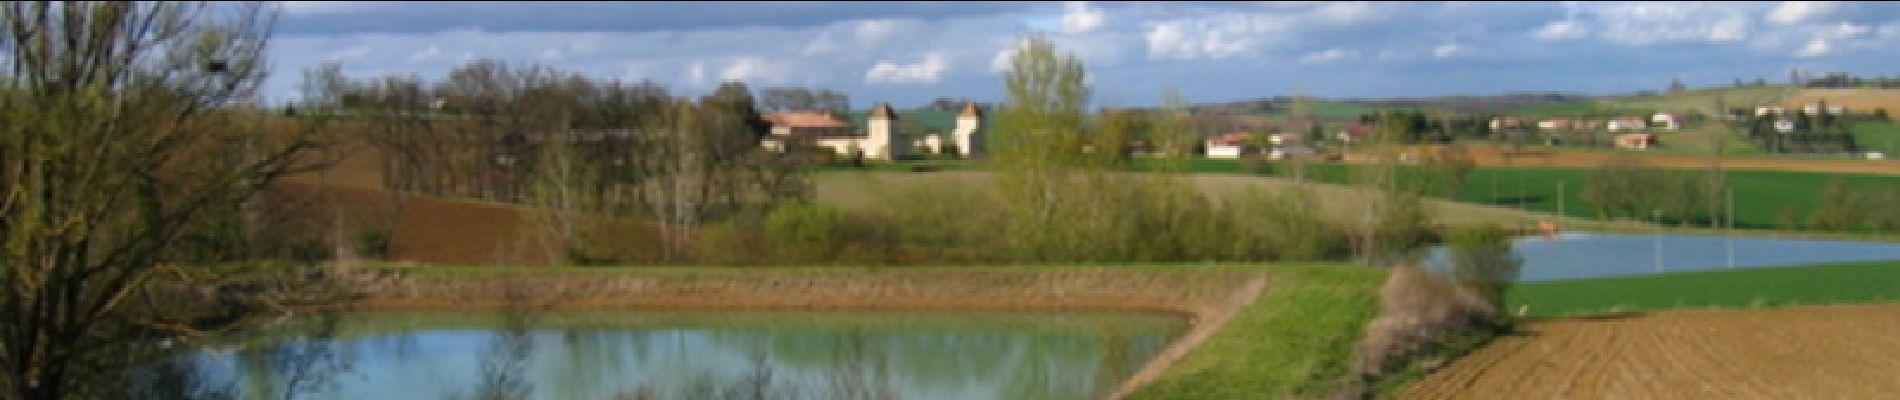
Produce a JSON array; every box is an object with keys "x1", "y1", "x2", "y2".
[
  {"x1": 1488, "y1": 117, "x2": 1525, "y2": 131},
  {"x1": 1614, "y1": 133, "x2": 1654, "y2": 150},
  {"x1": 1650, "y1": 113, "x2": 1680, "y2": 130},
  {"x1": 759, "y1": 102, "x2": 986, "y2": 160},
  {"x1": 1536, "y1": 119, "x2": 1573, "y2": 130},
  {"x1": 1801, "y1": 102, "x2": 1847, "y2": 115},
  {"x1": 1605, "y1": 118, "x2": 1647, "y2": 131},
  {"x1": 1204, "y1": 132, "x2": 1253, "y2": 159}
]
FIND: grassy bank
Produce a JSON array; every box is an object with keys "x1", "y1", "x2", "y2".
[
  {"x1": 1507, "y1": 261, "x2": 1900, "y2": 318},
  {"x1": 1128, "y1": 264, "x2": 1386, "y2": 399}
]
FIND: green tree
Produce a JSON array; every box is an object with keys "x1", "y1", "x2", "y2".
[
  {"x1": 1808, "y1": 177, "x2": 1863, "y2": 231},
  {"x1": 1446, "y1": 225, "x2": 1523, "y2": 309}
]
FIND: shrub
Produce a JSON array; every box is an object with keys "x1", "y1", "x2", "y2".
[
  {"x1": 1342, "y1": 264, "x2": 1498, "y2": 398},
  {"x1": 761, "y1": 202, "x2": 898, "y2": 264},
  {"x1": 354, "y1": 228, "x2": 392, "y2": 259},
  {"x1": 1445, "y1": 224, "x2": 1523, "y2": 309}
]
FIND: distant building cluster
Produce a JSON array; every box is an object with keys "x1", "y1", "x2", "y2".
[{"x1": 760, "y1": 102, "x2": 985, "y2": 160}]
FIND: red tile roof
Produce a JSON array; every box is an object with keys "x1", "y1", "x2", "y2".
[
  {"x1": 764, "y1": 111, "x2": 853, "y2": 129},
  {"x1": 1208, "y1": 132, "x2": 1254, "y2": 146}
]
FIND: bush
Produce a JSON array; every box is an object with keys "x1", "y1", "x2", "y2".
[
  {"x1": 1445, "y1": 225, "x2": 1523, "y2": 310},
  {"x1": 354, "y1": 228, "x2": 392, "y2": 259},
  {"x1": 1228, "y1": 188, "x2": 1350, "y2": 261},
  {"x1": 1343, "y1": 264, "x2": 1498, "y2": 398},
  {"x1": 761, "y1": 202, "x2": 897, "y2": 264}
]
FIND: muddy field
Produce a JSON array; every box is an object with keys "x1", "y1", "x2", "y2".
[{"x1": 1400, "y1": 304, "x2": 1900, "y2": 399}]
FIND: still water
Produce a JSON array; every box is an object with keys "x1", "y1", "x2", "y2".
[
  {"x1": 1432, "y1": 232, "x2": 1900, "y2": 281},
  {"x1": 168, "y1": 310, "x2": 1184, "y2": 400}
]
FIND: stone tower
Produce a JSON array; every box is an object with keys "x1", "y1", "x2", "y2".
[
  {"x1": 865, "y1": 103, "x2": 900, "y2": 160},
  {"x1": 953, "y1": 102, "x2": 984, "y2": 157}
]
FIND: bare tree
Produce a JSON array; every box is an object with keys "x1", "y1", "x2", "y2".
[{"x1": 0, "y1": 2, "x2": 323, "y2": 398}]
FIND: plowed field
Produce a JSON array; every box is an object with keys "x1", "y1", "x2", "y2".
[{"x1": 1400, "y1": 304, "x2": 1900, "y2": 399}]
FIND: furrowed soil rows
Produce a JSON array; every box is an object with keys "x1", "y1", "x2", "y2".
[{"x1": 1400, "y1": 304, "x2": 1900, "y2": 399}]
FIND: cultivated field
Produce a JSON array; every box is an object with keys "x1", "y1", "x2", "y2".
[
  {"x1": 1778, "y1": 88, "x2": 1900, "y2": 114},
  {"x1": 1395, "y1": 144, "x2": 1900, "y2": 174},
  {"x1": 816, "y1": 172, "x2": 1605, "y2": 229},
  {"x1": 1399, "y1": 303, "x2": 1900, "y2": 399}
]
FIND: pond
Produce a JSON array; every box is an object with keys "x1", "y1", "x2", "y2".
[
  {"x1": 151, "y1": 310, "x2": 1185, "y2": 400},
  {"x1": 1432, "y1": 232, "x2": 1900, "y2": 281}
]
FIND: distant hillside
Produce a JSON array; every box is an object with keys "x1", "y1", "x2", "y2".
[
  {"x1": 1181, "y1": 86, "x2": 1813, "y2": 120},
  {"x1": 1185, "y1": 92, "x2": 1598, "y2": 120},
  {"x1": 1777, "y1": 88, "x2": 1900, "y2": 114}
]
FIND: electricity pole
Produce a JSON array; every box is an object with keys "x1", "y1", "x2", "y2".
[
  {"x1": 1727, "y1": 185, "x2": 1735, "y2": 269},
  {"x1": 1654, "y1": 209, "x2": 1665, "y2": 274}
]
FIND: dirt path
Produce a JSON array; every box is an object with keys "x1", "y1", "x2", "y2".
[{"x1": 1400, "y1": 304, "x2": 1900, "y2": 399}]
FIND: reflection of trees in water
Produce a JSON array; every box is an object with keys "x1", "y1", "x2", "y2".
[
  {"x1": 612, "y1": 330, "x2": 898, "y2": 400},
  {"x1": 454, "y1": 284, "x2": 540, "y2": 400},
  {"x1": 120, "y1": 354, "x2": 237, "y2": 400},
  {"x1": 137, "y1": 312, "x2": 358, "y2": 400},
  {"x1": 262, "y1": 313, "x2": 353, "y2": 400},
  {"x1": 827, "y1": 329, "x2": 896, "y2": 400}
]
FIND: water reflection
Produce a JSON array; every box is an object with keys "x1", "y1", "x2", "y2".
[
  {"x1": 166, "y1": 311, "x2": 1181, "y2": 400},
  {"x1": 1428, "y1": 232, "x2": 1900, "y2": 281}
]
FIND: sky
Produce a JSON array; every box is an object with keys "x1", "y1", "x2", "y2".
[{"x1": 266, "y1": 1, "x2": 1900, "y2": 108}]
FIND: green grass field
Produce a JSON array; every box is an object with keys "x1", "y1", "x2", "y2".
[
  {"x1": 1507, "y1": 261, "x2": 1900, "y2": 318},
  {"x1": 1851, "y1": 121, "x2": 1900, "y2": 155},
  {"x1": 1129, "y1": 264, "x2": 1384, "y2": 399},
  {"x1": 1129, "y1": 158, "x2": 1900, "y2": 230}
]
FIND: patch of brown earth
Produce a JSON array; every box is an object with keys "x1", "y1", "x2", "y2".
[{"x1": 1399, "y1": 304, "x2": 1900, "y2": 399}]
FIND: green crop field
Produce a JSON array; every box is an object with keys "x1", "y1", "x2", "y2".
[
  {"x1": 1507, "y1": 261, "x2": 1900, "y2": 318},
  {"x1": 1138, "y1": 159, "x2": 1900, "y2": 230},
  {"x1": 1851, "y1": 121, "x2": 1900, "y2": 155}
]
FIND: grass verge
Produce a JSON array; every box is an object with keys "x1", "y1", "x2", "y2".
[{"x1": 1507, "y1": 260, "x2": 1900, "y2": 318}]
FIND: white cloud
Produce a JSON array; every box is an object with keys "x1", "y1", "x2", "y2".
[
  {"x1": 854, "y1": 19, "x2": 903, "y2": 44},
  {"x1": 1145, "y1": 21, "x2": 1250, "y2": 60},
  {"x1": 1832, "y1": 22, "x2": 1870, "y2": 37},
  {"x1": 1796, "y1": 38, "x2": 1831, "y2": 57},
  {"x1": 1767, "y1": 1, "x2": 1838, "y2": 25},
  {"x1": 1299, "y1": 48, "x2": 1354, "y2": 64},
  {"x1": 279, "y1": 1, "x2": 376, "y2": 15},
  {"x1": 989, "y1": 49, "x2": 1015, "y2": 73},
  {"x1": 537, "y1": 48, "x2": 564, "y2": 60},
  {"x1": 1584, "y1": 2, "x2": 1755, "y2": 45},
  {"x1": 1432, "y1": 42, "x2": 1462, "y2": 59},
  {"x1": 1060, "y1": 1, "x2": 1106, "y2": 34},
  {"x1": 1312, "y1": 1, "x2": 1378, "y2": 24},
  {"x1": 865, "y1": 52, "x2": 948, "y2": 84},
  {"x1": 720, "y1": 57, "x2": 778, "y2": 83},
  {"x1": 324, "y1": 45, "x2": 371, "y2": 62},
  {"x1": 1533, "y1": 20, "x2": 1588, "y2": 40},
  {"x1": 406, "y1": 45, "x2": 442, "y2": 63}
]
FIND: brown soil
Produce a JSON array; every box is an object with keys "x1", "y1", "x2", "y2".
[{"x1": 1398, "y1": 304, "x2": 1900, "y2": 399}]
